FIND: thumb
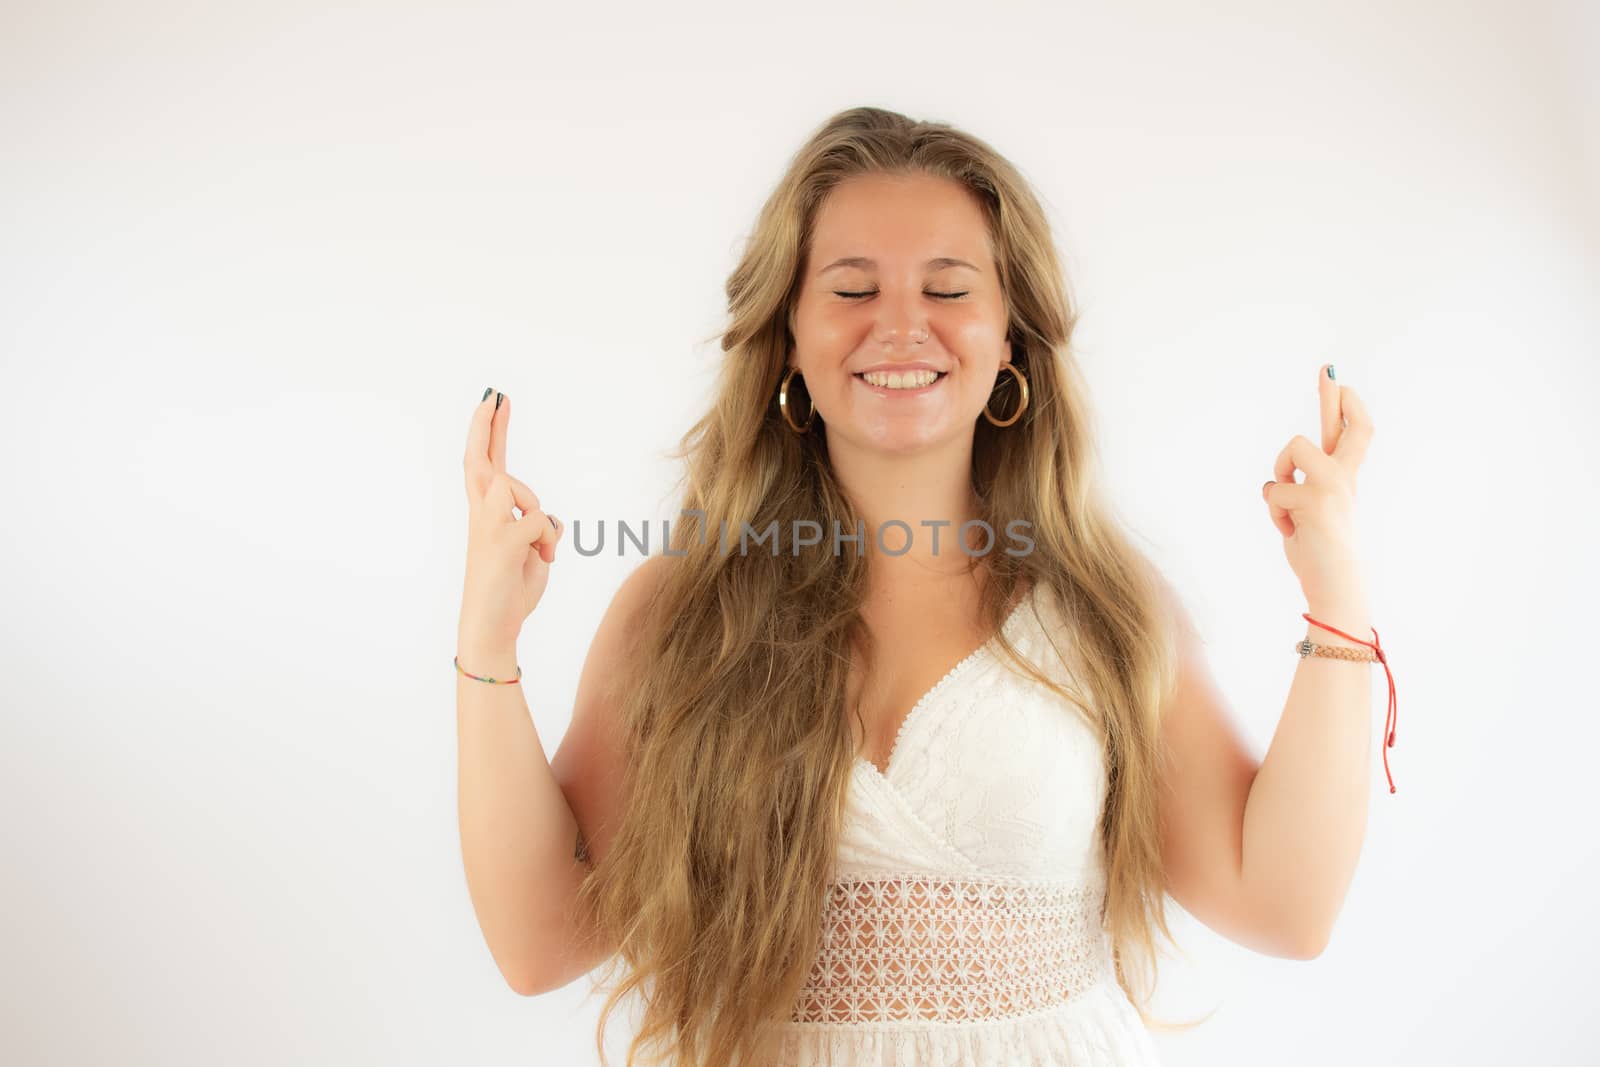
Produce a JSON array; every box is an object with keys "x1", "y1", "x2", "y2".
[
  {"x1": 505, "y1": 480, "x2": 561, "y2": 561},
  {"x1": 1262, "y1": 479, "x2": 1295, "y2": 538}
]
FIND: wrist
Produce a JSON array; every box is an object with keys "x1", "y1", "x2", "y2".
[
  {"x1": 1303, "y1": 601, "x2": 1373, "y2": 649},
  {"x1": 455, "y1": 641, "x2": 519, "y2": 679}
]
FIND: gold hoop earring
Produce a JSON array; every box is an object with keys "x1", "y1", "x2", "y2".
[
  {"x1": 983, "y1": 361, "x2": 1029, "y2": 427},
  {"x1": 778, "y1": 366, "x2": 815, "y2": 433}
]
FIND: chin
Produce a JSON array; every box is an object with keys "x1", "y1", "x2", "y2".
[{"x1": 837, "y1": 418, "x2": 960, "y2": 456}]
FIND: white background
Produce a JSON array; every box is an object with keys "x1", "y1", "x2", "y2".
[{"x1": 3, "y1": 1, "x2": 1597, "y2": 1064}]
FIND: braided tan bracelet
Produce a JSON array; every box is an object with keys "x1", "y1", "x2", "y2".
[{"x1": 1295, "y1": 638, "x2": 1381, "y2": 662}]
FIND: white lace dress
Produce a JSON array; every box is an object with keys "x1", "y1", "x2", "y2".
[{"x1": 771, "y1": 584, "x2": 1164, "y2": 1066}]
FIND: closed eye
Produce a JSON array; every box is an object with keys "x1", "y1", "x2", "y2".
[{"x1": 834, "y1": 290, "x2": 969, "y2": 300}]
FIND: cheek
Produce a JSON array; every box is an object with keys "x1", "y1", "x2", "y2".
[
  {"x1": 801, "y1": 309, "x2": 861, "y2": 352},
  {"x1": 948, "y1": 319, "x2": 1006, "y2": 372},
  {"x1": 948, "y1": 303, "x2": 1006, "y2": 346}
]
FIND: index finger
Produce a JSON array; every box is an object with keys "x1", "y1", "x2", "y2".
[
  {"x1": 463, "y1": 387, "x2": 499, "y2": 485},
  {"x1": 1318, "y1": 362, "x2": 1342, "y2": 454}
]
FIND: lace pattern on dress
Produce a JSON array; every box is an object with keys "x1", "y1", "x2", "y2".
[{"x1": 791, "y1": 873, "x2": 1111, "y2": 1025}]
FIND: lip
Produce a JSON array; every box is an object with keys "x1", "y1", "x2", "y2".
[{"x1": 853, "y1": 360, "x2": 949, "y2": 374}]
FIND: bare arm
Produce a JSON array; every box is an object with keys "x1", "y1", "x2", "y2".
[
  {"x1": 457, "y1": 554, "x2": 664, "y2": 995},
  {"x1": 1160, "y1": 368, "x2": 1380, "y2": 960},
  {"x1": 1155, "y1": 574, "x2": 1373, "y2": 960},
  {"x1": 1236, "y1": 590, "x2": 1373, "y2": 957}
]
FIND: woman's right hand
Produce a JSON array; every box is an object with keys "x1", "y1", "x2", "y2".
[{"x1": 459, "y1": 388, "x2": 564, "y2": 651}]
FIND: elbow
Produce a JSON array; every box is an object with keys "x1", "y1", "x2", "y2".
[
  {"x1": 505, "y1": 959, "x2": 560, "y2": 997},
  {"x1": 502, "y1": 960, "x2": 545, "y2": 998},
  {"x1": 505, "y1": 962, "x2": 541, "y2": 997},
  {"x1": 503, "y1": 935, "x2": 609, "y2": 997},
  {"x1": 508, "y1": 974, "x2": 548, "y2": 998},
  {"x1": 495, "y1": 942, "x2": 560, "y2": 997},
  {"x1": 1278, "y1": 917, "x2": 1332, "y2": 961},
  {"x1": 1283, "y1": 934, "x2": 1328, "y2": 962}
]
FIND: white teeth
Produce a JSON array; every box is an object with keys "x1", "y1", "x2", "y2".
[{"x1": 861, "y1": 369, "x2": 940, "y2": 389}]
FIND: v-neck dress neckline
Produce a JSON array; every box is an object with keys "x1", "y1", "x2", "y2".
[{"x1": 855, "y1": 582, "x2": 1036, "y2": 780}]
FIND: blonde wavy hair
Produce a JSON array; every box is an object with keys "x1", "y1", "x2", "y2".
[{"x1": 573, "y1": 105, "x2": 1185, "y2": 1066}]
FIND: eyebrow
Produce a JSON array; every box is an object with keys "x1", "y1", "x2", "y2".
[{"x1": 816, "y1": 256, "x2": 982, "y2": 275}]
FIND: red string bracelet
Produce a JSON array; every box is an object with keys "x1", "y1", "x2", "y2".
[{"x1": 1301, "y1": 613, "x2": 1397, "y2": 793}]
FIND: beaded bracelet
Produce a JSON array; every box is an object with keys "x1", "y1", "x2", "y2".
[
  {"x1": 454, "y1": 655, "x2": 522, "y2": 685},
  {"x1": 1301, "y1": 613, "x2": 1398, "y2": 794}
]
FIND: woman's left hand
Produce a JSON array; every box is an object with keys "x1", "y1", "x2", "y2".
[{"x1": 1261, "y1": 363, "x2": 1375, "y2": 608}]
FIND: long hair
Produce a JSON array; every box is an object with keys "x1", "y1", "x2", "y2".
[{"x1": 573, "y1": 105, "x2": 1184, "y2": 1066}]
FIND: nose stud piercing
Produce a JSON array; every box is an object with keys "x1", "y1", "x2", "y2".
[{"x1": 884, "y1": 327, "x2": 928, "y2": 346}]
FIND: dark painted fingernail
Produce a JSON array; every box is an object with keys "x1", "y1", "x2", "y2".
[
  {"x1": 495, "y1": 391, "x2": 504, "y2": 411},
  {"x1": 1327, "y1": 365, "x2": 1336, "y2": 380},
  {"x1": 482, "y1": 386, "x2": 493, "y2": 402}
]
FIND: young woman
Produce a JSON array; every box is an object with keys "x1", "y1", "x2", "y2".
[{"x1": 455, "y1": 106, "x2": 1387, "y2": 1067}]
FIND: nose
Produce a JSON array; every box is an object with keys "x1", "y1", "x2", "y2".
[{"x1": 872, "y1": 297, "x2": 930, "y2": 350}]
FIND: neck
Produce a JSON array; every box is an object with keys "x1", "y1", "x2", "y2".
[{"x1": 827, "y1": 432, "x2": 982, "y2": 572}]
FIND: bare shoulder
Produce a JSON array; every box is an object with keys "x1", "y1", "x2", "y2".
[{"x1": 547, "y1": 553, "x2": 674, "y2": 868}]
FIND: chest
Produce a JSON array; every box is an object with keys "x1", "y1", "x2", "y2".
[
  {"x1": 847, "y1": 599, "x2": 1000, "y2": 775},
  {"x1": 835, "y1": 594, "x2": 1111, "y2": 881}
]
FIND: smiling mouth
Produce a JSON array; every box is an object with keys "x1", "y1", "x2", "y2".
[{"x1": 853, "y1": 369, "x2": 948, "y2": 391}]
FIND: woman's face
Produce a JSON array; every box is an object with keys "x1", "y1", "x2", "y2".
[{"x1": 789, "y1": 172, "x2": 1011, "y2": 455}]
